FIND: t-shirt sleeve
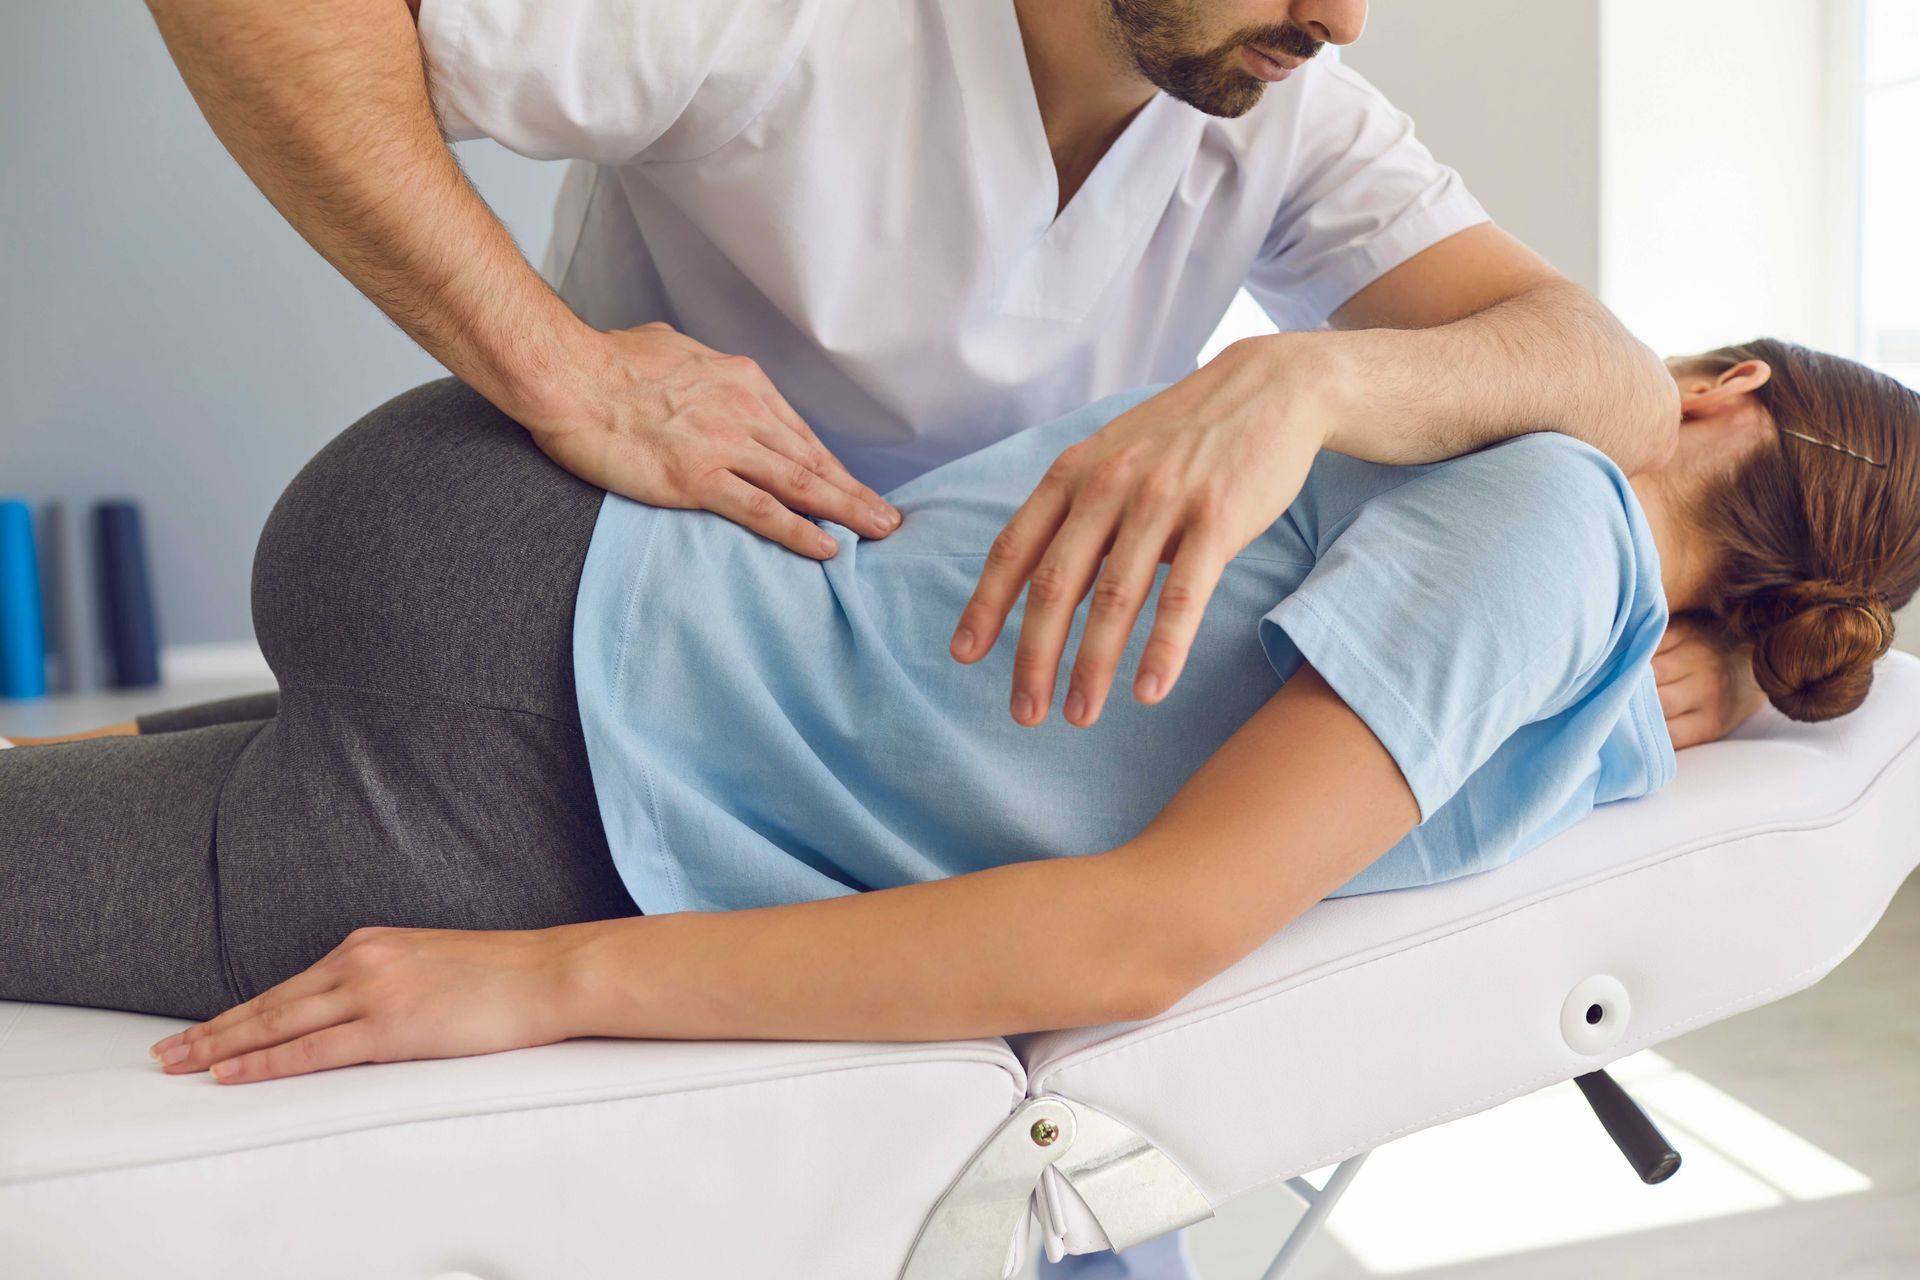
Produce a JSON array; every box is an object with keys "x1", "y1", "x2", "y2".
[
  {"x1": 417, "y1": 0, "x2": 817, "y2": 164},
  {"x1": 1258, "y1": 435, "x2": 1661, "y2": 825},
  {"x1": 1244, "y1": 57, "x2": 1491, "y2": 332}
]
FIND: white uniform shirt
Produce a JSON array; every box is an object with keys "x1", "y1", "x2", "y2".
[{"x1": 420, "y1": 0, "x2": 1490, "y2": 490}]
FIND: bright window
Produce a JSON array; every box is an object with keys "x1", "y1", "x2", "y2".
[{"x1": 1860, "y1": 0, "x2": 1920, "y2": 389}]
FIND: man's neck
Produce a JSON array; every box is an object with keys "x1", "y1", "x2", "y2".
[{"x1": 1012, "y1": 0, "x2": 1158, "y2": 215}]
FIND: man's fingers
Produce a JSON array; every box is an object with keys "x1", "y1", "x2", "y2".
[
  {"x1": 1134, "y1": 529, "x2": 1228, "y2": 704},
  {"x1": 702, "y1": 469, "x2": 841, "y2": 559},
  {"x1": 950, "y1": 486, "x2": 1073, "y2": 664},
  {"x1": 208, "y1": 1020, "x2": 373, "y2": 1085},
  {"x1": 1006, "y1": 504, "x2": 1119, "y2": 725},
  {"x1": 1066, "y1": 505, "x2": 1181, "y2": 727},
  {"x1": 735, "y1": 364, "x2": 899, "y2": 519},
  {"x1": 744, "y1": 422, "x2": 898, "y2": 538}
]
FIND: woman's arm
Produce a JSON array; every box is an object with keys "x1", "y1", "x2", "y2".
[
  {"x1": 555, "y1": 664, "x2": 1418, "y2": 1043},
  {"x1": 149, "y1": 665, "x2": 1418, "y2": 1079}
]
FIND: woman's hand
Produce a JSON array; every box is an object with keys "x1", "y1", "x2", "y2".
[
  {"x1": 526, "y1": 322, "x2": 902, "y2": 558},
  {"x1": 1654, "y1": 618, "x2": 1767, "y2": 749},
  {"x1": 147, "y1": 924, "x2": 584, "y2": 1084},
  {"x1": 948, "y1": 337, "x2": 1330, "y2": 727}
]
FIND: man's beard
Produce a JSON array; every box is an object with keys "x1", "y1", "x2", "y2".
[{"x1": 1107, "y1": 0, "x2": 1325, "y2": 117}]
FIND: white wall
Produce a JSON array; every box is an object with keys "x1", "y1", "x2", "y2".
[
  {"x1": 1343, "y1": 0, "x2": 1604, "y2": 291},
  {"x1": 1598, "y1": 0, "x2": 1851, "y2": 357},
  {"x1": 1205, "y1": 0, "x2": 1605, "y2": 356}
]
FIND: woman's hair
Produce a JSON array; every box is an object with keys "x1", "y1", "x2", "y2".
[{"x1": 1692, "y1": 337, "x2": 1920, "y2": 722}]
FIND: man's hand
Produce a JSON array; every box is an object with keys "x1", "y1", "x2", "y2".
[
  {"x1": 1654, "y1": 617, "x2": 1767, "y2": 749},
  {"x1": 144, "y1": 3, "x2": 899, "y2": 560},
  {"x1": 947, "y1": 337, "x2": 1326, "y2": 727},
  {"x1": 146, "y1": 925, "x2": 582, "y2": 1083},
  {"x1": 529, "y1": 322, "x2": 901, "y2": 558}
]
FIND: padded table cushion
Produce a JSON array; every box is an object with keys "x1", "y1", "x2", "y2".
[
  {"x1": 1016, "y1": 651, "x2": 1920, "y2": 1257},
  {"x1": 4, "y1": 653, "x2": 1916, "y2": 1278},
  {"x1": 0, "y1": 1009, "x2": 1026, "y2": 1278}
]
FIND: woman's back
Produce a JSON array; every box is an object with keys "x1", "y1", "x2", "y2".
[{"x1": 574, "y1": 388, "x2": 1675, "y2": 915}]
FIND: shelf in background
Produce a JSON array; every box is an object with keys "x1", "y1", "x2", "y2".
[{"x1": 0, "y1": 644, "x2": 275, "y2": 739}]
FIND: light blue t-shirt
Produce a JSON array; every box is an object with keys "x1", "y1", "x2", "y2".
[{"x1": 573, "y1": 387, "x2": 1675, "y2": 916}]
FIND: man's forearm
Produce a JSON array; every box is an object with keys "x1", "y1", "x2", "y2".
[
  {"x1": 1294, "y1": 281, "x2": 1679, "y2": 474},
  {"x1": 145, "y1": 0, "x2": 585, "y2": 419},
  {"x1": 548, "y1": 850, "x2": 1173, "y2": 1044}
]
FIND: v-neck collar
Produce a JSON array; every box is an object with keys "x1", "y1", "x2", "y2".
[{"x1": 944, "y1": 0, "x2": 1207, "y2": 321}]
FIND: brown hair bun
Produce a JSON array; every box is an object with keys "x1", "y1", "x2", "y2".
[{"x1": 1726, "y1": 582, "x2": 1894, "y2": 722}]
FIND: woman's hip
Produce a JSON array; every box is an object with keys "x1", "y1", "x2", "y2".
[{"x1": 250, "y1": 377, "x2": 605, "y2": 725}]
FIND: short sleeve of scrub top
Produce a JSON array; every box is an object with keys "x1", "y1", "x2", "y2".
[
  {"x1": 1243, "y1": 57, "x2": 1491, "y2": 332},
  {"x1": 417, "y1": 0, "x2": 816, "y2": 163},
  {"x1": 1259, "y1": 434, "x2": 1675, "y2": 892}
]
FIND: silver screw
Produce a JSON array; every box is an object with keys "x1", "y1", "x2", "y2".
[{"x1": 1031, "y1": 1118, "x2": 1060, "y2": 1147}]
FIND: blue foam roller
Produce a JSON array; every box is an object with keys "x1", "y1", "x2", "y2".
[
  {"x1": 0, "y1": 498, "x2": 48, "y2": 700},
  {"x1": 93, "y1": 500, "x2": 162, "y2": 689}
]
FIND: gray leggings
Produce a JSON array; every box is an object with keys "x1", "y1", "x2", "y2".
[{"x1": 0, "y1": 379, "x2": 639, "y2": 1023}]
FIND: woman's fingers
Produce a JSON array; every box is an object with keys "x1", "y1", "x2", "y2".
[
  {"x1": 1655, "y1": 669, "x2": 1705, "y2": 720},
  {"x1": 158, "y1": 989, "x2": 356, "y2": 1075},
  {"x1": 204, "y1": 1020, "x2": 374, "y2": 1084},
  {"x1": 151, "y1": 964, "x2": 340, "y2": 1060},
  {"x1": 1066, "y1": 502, "x2": 1183, "y2": 726},
  {"x1": 1664, "y1": 710, "x2": 1718, "y2": 751}
]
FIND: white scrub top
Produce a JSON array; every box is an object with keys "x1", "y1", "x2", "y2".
[{"x1": 420, "y1": 0, "x2": 1491, "y2": 490}]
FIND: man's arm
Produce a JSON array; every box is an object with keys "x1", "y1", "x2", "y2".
[
  {"x1": 948, "y1": 221, "x2": 1680, "y2": 729},
  {"x1": 143, "y1": 0, "x2": 900, "y2": 555},
  {"x1": 550, "y1": 665, "x2": 1417, "y2": 1043},
  {"x1": 146, "y1": 0, "x2": 577, "y2": 422},
  {"x1": 1317, "y1": 221, "x2": 1681, "y2": 474}
]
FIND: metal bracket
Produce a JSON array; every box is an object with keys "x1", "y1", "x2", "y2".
[{"x1": 899, "y1": 1094, "x2": 1214, "y2": 1280}]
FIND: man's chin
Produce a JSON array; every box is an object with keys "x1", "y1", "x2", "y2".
[{"x1": 1161, "y1": 76, "x2": 1267, "y2": 118}]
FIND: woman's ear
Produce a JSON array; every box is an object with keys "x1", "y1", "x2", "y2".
[{"x1": 1681, "y1": 359, "x2": 1773, "y2": 420}]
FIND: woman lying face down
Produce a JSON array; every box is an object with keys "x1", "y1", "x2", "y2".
[
  {"x1": 1636, "y1": 341, "x2": 1918, "y2": 725},
  {"x1": 1, "y1": 338, "x2": 1914, "y2": 1085}
]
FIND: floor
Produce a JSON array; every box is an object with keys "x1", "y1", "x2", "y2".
[{"x1": 7, "y1": 679, "x2": 1918, "y2": 1279}]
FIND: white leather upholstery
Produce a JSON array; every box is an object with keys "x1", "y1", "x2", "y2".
[
  {"x1": 4, "y1": 653, "x2": 1916, "y2": 1278},
  {"x1": 0, "y1": 1011, "x2": 1025, "y2": 1278},
  {"x1": 1017, "y1": 652, "x2": 1920, "y2": 1257}
]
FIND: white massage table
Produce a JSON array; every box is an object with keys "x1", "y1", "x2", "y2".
[{"x1": 5, "y1": 651, "x2": 1918, "y2": 1279}]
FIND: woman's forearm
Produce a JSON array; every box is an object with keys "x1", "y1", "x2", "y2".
[
  {"x1": 549, "y1": 669, "x2": 1421, "y2": 1046},
  {"x1": 549, "y1": 849, "x2": 1177, "y2": 1044}
]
